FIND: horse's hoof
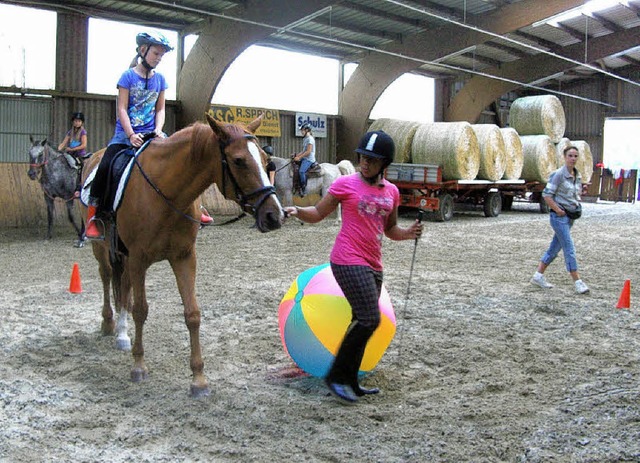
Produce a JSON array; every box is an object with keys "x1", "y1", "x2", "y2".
[
  {"x1": 74, "y1": 240, "x2": 85, "y2": 248},
  {"x1": 101, "y1": 322, "x2": 115, "y2": 336},
  {"x1": 116, "y1": 337, "x2": 132, "y2": 351},
  {"x1": 131, "y1": 368, "x2": 148, "y2": 383},
  {"x1": 190, "y1": 384, "x2": 211, "y2": 398}
]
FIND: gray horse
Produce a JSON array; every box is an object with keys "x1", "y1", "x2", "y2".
[
  {"x1": 271, "y1": 156, "x2": 355, "y2": 220},
  {"x1": 27, "y1": 136, "x2": 86, "y2": 246}
]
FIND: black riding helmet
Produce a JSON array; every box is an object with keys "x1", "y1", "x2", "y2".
[
  {"x1": 355, "y1": 130, "x2": 395, "y2": 171},
  {"x1": 71, "y1": 112, "x2": 84, "y2": 122},
  {"x1": 262, "y1": 145, "x2": 274, "y2": 156},
  {"x1": 299, "y1": 122, "x2": 312, "y2": 132}
]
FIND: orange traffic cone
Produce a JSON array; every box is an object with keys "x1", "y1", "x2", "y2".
[
  {"x1": 616, "y1": 279, "x2": 631, "y2": 309},
  {"x1": 69, "y1": 262, "x2": 82, "y2": 294}
]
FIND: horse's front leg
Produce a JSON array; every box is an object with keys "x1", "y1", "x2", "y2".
[
  {"x1": 66, "y1": 201, "x2": 85, "y2": 247},
  {"x1": 45, "y1": 195, "x2": 55, "y2": 240},
  {"x1": 170, "y1": 251, "x2": 210, "y2": 398},
  {"x1": 114, "y1": 262, "x2": 132, "y2": 352},
  {"x1": 92, "y1": 242, "x2": 116, "y2": 337},
  {"x1": 127, "y1": 260, "x2": 149, "y2": 382}
]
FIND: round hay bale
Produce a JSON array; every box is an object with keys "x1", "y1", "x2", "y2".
[
  {"x1": 368, "y1": 118, "x2": 421, "y2": 163},
  {"x1": 509, "y1": 95, "x2": 566, "y2": 143},
  {"x1": 573, "y1": 140, "x2": 594, "y2": 184},
  {"x1": 411, "y1": 122, "x2": 480, "y2": 180},
  {"x1": 471, "y1": 124, "x2": 506, "y2": 181},
  {"x1": 520, "y1": 135, "x2": 557, "y2": 183},
  {"x1": 555, "y1": 137, "x2": 572, "y2": 168},
  {"x1": 500, "y1": 127, "x2": 524, "y2": 180}
]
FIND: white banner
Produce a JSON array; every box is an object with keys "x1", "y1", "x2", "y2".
[{"x1": 295, "y1": 113, "x2": 327, "y2": 138}]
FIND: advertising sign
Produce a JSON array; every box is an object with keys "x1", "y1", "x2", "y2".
[
  {"x1": 209, "y1": 105, "x2": 281, "y2": 137},
  {"x1": 295, "y1": 113, "x2": 327, "y2": 138}
]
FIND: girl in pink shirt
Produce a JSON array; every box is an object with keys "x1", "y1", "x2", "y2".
[{"x1": 285, "y1": 130, "x2": 423, "y2": 403}]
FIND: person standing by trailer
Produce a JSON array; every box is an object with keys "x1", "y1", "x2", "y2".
[
  {"x1": 285, "y1": 130, "x2": 423, "y2": 403},
  {"x1": 530, "y1": 145, "x2": 590, "y2": 294},
  {"x1": 292, "y1": 122, "x2": 316, "y2": 196}
]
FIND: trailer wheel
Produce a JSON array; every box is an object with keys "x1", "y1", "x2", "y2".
[
  {"x1": 483, "y1": 191, "x2": 502, "y2": 217},
  {"x1": 501, "y1": 193, "x2": 513, "y2": 211},
  {"x1": 436, "y1": 194, "x2": 454, "y2": 222}
]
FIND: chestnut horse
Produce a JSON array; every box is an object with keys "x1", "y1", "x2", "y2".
[{"x1": 82, "y1": 114, "x2": 283, "y2": 397}]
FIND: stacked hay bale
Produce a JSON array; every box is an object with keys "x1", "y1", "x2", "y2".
[
  {"x1": 411, "y1": 122, "x2": 480, "y2": 180},
  {"x1": 509, "y1": 95, "x2": 566, "y2": 143},
  {"x1": 499, "y1": 127, "x2": 524, "y2": 180},
  {"x1": 368, "y1": 118, "x2": 421, "y2": 163},
  {"x1": 471, "y1": 124, "x2": 506, "y2": 181},
  {"x1": 520, "y1": 135, "x2": 557, "y2": 183},
  {"x1": 510, "y1": 95, "x2": 568, "y2": 182},
  {"x1": 573, "y1": 140, "x2": 594, "y2": 184}
]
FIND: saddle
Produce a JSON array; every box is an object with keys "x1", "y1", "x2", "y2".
[
  {"x1": 291, "y1": 158, "x2": 322, "y2": 195},
  {"x1": 101, "y1": 148, "x2": 136, "y2": 213}
]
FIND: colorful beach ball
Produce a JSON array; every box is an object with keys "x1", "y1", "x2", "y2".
[{"x1": 278, "y1": 263, "x2": 396, "y2": 377}]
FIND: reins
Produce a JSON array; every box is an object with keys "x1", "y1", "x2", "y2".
[
  {"x1": 275, "y1": 160, "x2": 292, "y2": 173},
  {"x1": 133, "y1": 133, "x2": 276, "y2": 226}
]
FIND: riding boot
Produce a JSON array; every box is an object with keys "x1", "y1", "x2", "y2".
[
  {"x1": 350, "y1": 332, "x2": 380, "y2": 397},
  {"x1": 325, "y1": 321, "x2": 374, "y2": 403},
  {"x1": 85, "y1": 205, "x2": 103, "y2": 240}
]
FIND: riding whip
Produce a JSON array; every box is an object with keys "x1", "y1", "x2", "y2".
[{"x1": 395, "y1": 208, "x2": 425, "y2": 362}]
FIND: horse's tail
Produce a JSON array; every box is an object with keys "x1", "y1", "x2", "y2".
[{"x1": 337, "y1": 160, "x2": 356, "y2": 176}]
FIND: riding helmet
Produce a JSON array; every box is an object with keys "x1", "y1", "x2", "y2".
[
  {"x1": 136, "y1": 31, "x2": 174, "y2": 52},
  {"x1": 262, "y1": 145, "x2": 274, "y2": 156},
  {"x1": 71, "y1": 112, "x2": 84, "y2": 122},
  {"x1": 298, "y1": 122, "x2": 312, "y2": 132},
  {"x1": 355, "y1": 130, "x2": 395, "y2": 168}
]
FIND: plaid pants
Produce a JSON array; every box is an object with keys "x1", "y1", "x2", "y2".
[{"x1": 330, "y1": 263, "x2": 382, "y2": 331}]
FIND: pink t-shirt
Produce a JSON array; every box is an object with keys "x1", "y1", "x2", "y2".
[{"x1": 328, "y1": 173, "x2": 400, "y2": 271}]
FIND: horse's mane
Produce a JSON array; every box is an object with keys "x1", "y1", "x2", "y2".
[{"x1": 166, "y1": 120, "x2": 250, "y2": 163}]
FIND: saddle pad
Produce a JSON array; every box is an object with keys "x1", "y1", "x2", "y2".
[
  {"x1": 79, "y1": 156, "x2": 135, "y2": 211},
  {"x1": 79, "y1": 142, "x2": 151, "y2": 211}
]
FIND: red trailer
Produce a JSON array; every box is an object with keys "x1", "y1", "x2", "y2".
[{"x1": 385, "y1": 163, "x2": 548, "y2": 221}]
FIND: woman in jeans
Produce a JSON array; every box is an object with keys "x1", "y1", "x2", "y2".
[{"x1": 530, "y1": 145, "x2": 589, "y2": 294}]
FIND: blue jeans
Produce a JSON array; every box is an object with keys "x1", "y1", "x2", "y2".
[
  {"x1": 299, "y1": 158, "x2": 314, "y2": 190},
  {"x1": 541, "y1": 212, "x2": 578, "y2": 272}
]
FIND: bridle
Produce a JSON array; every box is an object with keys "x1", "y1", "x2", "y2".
[
  {"x1": 29, "y1": 144, "x2": 50, "y2": 173},
  {"x1": 133, "y1": 133, "x2": 277, "y2": 226},
  {"x1": 218, "y1": 134, "x2": 277, "y2": 217}
]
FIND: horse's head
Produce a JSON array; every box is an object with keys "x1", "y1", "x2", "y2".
[
  {"x1": 27, "y1": 136, "x2": 48, "y2": 180},
  {"x1": 206, "y1": 113, "x2": 284, "y2": 232}
]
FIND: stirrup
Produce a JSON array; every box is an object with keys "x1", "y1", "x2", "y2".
[{"x1": 85, "y1": 219, "x2": 104, "y2": 241}]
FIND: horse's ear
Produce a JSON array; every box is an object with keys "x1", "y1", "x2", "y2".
[
  {"x1": 206, "y1": 112, "x2": 229, "y2": 144},
  {"x1": 246, "y1": 114, "x2": 264, "y2": 134},
  {"x1": 41, "y1": 138, "x2": 47, "y2": 146},
  {"x1": 30, "y1": 135, "x2": 34, "y2": 144}
]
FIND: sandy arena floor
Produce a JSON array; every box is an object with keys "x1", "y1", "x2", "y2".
[{"x1": 1, "y1": 200, "x2": 639, "y2": 462}]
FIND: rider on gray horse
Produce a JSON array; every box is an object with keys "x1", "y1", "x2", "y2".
[{"x1": 292, "y1": 122, "x2": 316, "y2": 197}]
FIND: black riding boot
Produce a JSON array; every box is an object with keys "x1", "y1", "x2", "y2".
[
  {"x1": 325, "y1": 321, "x2": 376, "y2": 403},
  {"x1": 349, "y1": 331, "x2": 380, "y2": 397}
]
